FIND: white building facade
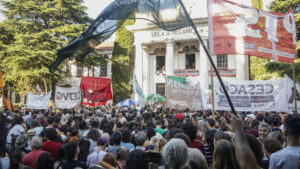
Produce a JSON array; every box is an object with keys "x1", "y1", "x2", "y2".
[{"x1": 128, "y1": 0, "x2": 249, "y2": 97}]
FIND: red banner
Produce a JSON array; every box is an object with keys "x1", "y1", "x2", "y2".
[
  {"x1": 208, "y1": 0, "x2": 297, "y2": 63},
  {"x1": 80, "y1": 77, "x2": 112, "y2": 106}
]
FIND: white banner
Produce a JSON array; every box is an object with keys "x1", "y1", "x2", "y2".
[
  {"x1": 133, "y1": 74, "x2": 146, "y2": 107},
  {"x1": 26, "y1": 91, "x2": 52, "y2": 109},
  {"x1": 284, "y1": 75, "x2": 300, "y2": 113},
  {"x1": 55, "y1": 86, "x2": 81, "y2": 109},
  {"x1": 214, "y1": 79, "x2": 288, "y2": 112}
]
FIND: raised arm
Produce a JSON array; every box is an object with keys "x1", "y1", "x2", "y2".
[{"x1": 231, "y1": 116, "x2": 262, "y2": 169}]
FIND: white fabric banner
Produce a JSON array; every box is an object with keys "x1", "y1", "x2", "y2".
[
  {"x1": 133, "y1": 74, "x2": 146, "y2": 107},
  {"x1": 55, "y1": 86, "x2": 81, "y2": 109},
  {"x1": 284, "y1": 75, "x2": 300, "y2": 113},
  {"x1": 26, "y1": 91, "x2": 52, "y2": 109},
  {"x1": 214, "y1": 79, "x2": 288, "y2": 112}
]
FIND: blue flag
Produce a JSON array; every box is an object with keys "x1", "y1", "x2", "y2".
[{"x1": 50, "y1": 0, "x2": 193, "y2": 72}]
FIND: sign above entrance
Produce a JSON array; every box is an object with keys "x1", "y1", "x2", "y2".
[{"x1": 151, "y1": 27, "x2": 208, "y2": 39}]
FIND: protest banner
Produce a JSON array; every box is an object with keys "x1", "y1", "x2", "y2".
[
  {"x1": 80, "y1": 77, "x2": 112, "y2": 106},
  {"x1": 133, "y1": 74, "x2": 146, "y2": 107},
  {"x1": 166, "y1": 76, "x2": 204, "y2": 111},
  {"x1": 208, "y1": 0, "x2": 297, "y2": 63},
  {"x1": 55, "y1": 86, "x2": 81, "y2": 109},
  {"x1": 285, "y1": 75, "x2": 300, "y2": 113},
  {"x1": 26, "y1": 91, "x2": 51, "y2": 109},
  {"x1": 214, "y1": 79, "x2": 288, "y2": 112}
]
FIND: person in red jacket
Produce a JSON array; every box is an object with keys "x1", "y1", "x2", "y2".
[
  {"x1": 23, "y1": 136, "x2": 45, "y2": 169},
  {"x1": 42, "y1": 128, "x2": 62, "y2": 160}
]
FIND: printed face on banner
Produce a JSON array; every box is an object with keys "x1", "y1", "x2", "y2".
[
  {"x1": 209, "y1": 0, "x2": 296, "y2": 63},
  {"x1": 285, "y1": 75, "x2": 300, "y2": 113},
  {"x1": 166, "y1": 78, "x2": 203, "y2": 111},
  {"x1": 214, "y1": 79, "x2": 288, "y2": 112}
]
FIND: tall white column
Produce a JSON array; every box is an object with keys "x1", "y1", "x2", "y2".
[
  {"x1": 235, "y1": 55, "x2": 249, "y2": 80},
  {"x1": 166, "y1": 39, "x2": 175, "y2": 76},
  {"x1": 142, "y1": 45, "x2": 149, "y2": 96},
  {"x1": 135, "y1": 43, "x2": 143, "y2": 100},
  {"x1": 199, "y1": 40, "x2": 209, "y2": 90}
]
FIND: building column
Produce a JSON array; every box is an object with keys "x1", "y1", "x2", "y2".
[
  {"x1": 235, "y1": 55, "x2": 249, "y2": 80},
  {"x1": 199, "y1": 40, "x2": 209, "y2": 90},
  {"x1": 165, "y1": 39, "x2": 175, "y2": 76},
  {"x1": 142, "y1": 45, "x2": 149, "y2": 96}
]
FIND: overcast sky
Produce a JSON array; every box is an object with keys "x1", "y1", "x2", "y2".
[{"x1": 0, "y1": 0, "x2": 274, "y2": 22}]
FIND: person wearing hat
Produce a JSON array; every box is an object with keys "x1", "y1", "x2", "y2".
[
  {"x1": 23, "y1": 136, "x2": 45, "y2": 169},
  {"x1": 25, "y1": 128, "x2": 36, "y2": 152},
  {"x1": 15, "y1": 135, "x2": 30, "y2": 154},
  {"x1": 86, "y1": 137, "x2": 108, "y2": 167},
  {"x1": 246, "y1": 114, "x2": 259, "y2": 129}
]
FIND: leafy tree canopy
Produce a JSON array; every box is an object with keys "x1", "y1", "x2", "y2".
[{"x1": 0, "y1": 0, "x2": 90, "y2": 95}]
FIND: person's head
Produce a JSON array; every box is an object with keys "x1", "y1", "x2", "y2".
[
  {"x1": 31, "y1": 120, "x2": 41, "y2": 128},
  {"x1": 64, "y1": 142, "x2": 79, "y2": 161},
  {"x1": 47, "y1": 117, "x2": 54, "y2": 125},
  {"x1": 162, "y1": 138, "x2": 189, "y2": 169},
  {"x1": 267, "y1": 131, "x2": 285, "y2": 145},
  {"x1": 167, "y1": 128, "x2": 184, "y2": 140},
  {"x1": 258, "y1": 123, "x2": 271, "y2": 140},
  {"x1": 87, "y1": 129, "x2": 100, "y2": 141},
  {"x1": 45, "y1": 128, "x2": 58, "y2": 142},
  {"x1": 212, "y1": 140, "x2": 240, "y2": 169},
  {"x1": 173, "y1": 133, "x2": 191, "y2": 146},
  {"x1": 207, "y1": 118, "x2": 216, "y2": 128},
  {"x1": 97, "y1": 137, "x2": 108, "y2": 147},
  {"x1": 91, "y1": 120, "x2": 100, "y2": 129},
  {"x1": 9, "y1": 149, "x2": 23, "y2": 169},
  {"x1": 182, "y1": 122, "x2": 197, "y2": 141},
  {"x1": 111, "y1": 131, "x2": 122, "y2": 145},
  {"x1": 214, "y1": 131, "x2": 232, "y2": 143},
  {"x1": 135, "y1": 131, "x2": 146, "y2": 146},
  {"x1": 120, "y1": 129, "x2": 131, "y2": 143},
  {"x1": 283, "y1": 116, "x2": 300, "y2": 145},
  {"x1": 247, "y1": 114, "x2": 256, "y2": 123},
  {"x1": 270, "y1": 116, "x2": 280, "y2": 127},
  {"x1": 257, "y1": 114, "x2": 264, "y2": 122},
  {"x1": 15, "y1": 135, "x2": 28, "y2": 149},
  {"x1": 36, "y1": 152, "x2": 54, "y2": 169},
  {"x1": 154, "y1": 138, "x2": 167, "y2": 152},
  {"x1": 31, "y1": 136, "x2": 43, "y2": 150},
  {"x1": 79, "y1": 120, "x2": 87, "y2": 130},
  {"x1": 125, "y1": 150, "x2": 147, "y2": 169},
  {"x1": 146, "y1": 128, "x2": 156, "y2": 141},
  {"x1": 116, "y1": 147, "x2": 128, "y2": 161},
  {"x1": 205, "y1": 129, "x2": 217, "y2": 152},
  {"x1": 102, "y1": 153, "x2": 118, "y2": 167},
  {"x1": 245, "y1": 134, "x2": 263, "y2": 167},
  {"x1": 263, "y1": 138, "x2": 282, "y2": 159}
]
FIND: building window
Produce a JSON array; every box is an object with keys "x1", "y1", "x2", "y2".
[
  {"x1": 217, "y1": 54, "x2": 228, "y2": 68},
  {"x1": 156, "y1": 83, "x2": 165, "y2": 96},
  {"x1": 185, "y1": 53, "x2": 195, "y2": 69},
  {"x1": 156, "y1": 56, "x2": 165, "y2": 71},
  {"x1": 99, "y1": 61, "x2": 107, "y2": 77}
]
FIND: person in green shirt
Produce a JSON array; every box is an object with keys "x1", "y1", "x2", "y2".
[{"x1": 154, "y1": 120, "x2": 166, "y2": 136}]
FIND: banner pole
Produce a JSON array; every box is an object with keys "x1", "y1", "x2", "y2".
[
  {"x1": 210, "y1": 66, "x2": 215, "y2": 119},
  {"x1": 292, "y1": 63, "x2": 298, "y2": 114},
  {"x1": 178, "y1": 0, "x2": 237, "y2": 116}
]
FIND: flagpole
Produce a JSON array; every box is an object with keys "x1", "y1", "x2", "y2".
[
  {"x1": 210, "y1": 65, "x2": 215, "y2": 119},
  {"x1": 292, "y1": 63, "x2": 298, "y2": 114},
  {"x1": 178, "y1": 0, "x2": 237, "y2": 116}
]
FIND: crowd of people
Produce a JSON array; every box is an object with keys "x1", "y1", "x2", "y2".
[{"x1": 0, "y1": 104, "x2": 299, "y2": 169}]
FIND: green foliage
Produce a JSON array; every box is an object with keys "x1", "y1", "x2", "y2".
[
  {"x1": 251, "y1": 0, "x2": 263, "y2": 10},
  {"x1": 112, "y1": 19, "x2": 135, "y2": 100},
  {"x1": 265, "y1": 0, "x2": 300, "y2": 81},
  {"x1": 0, "y1": 0, "x2": 89, "y2": 95}
]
